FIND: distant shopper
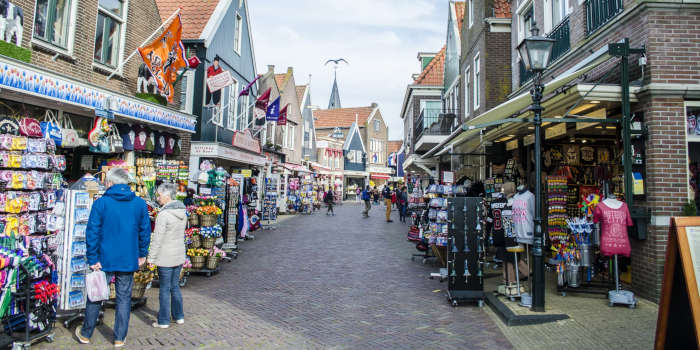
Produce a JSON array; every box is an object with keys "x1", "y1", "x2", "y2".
[
  {"x1": 382, "y1": 186, "x2": 393, "y2": 222},
  {"x1": 373, "y1": 187, "x2": 379, "y2": 205},
  {"x1": 399, "y1": 187, "x2": 408, "y2": 223},
  {"x1": 361, "y1": 186, "x2": 371, "y2": 217},
  {"x1": 76, "y1": 168, "x2": 150, "y2": 348},
  {"x1": 391, "y1": 189, "x2": 397, "y2": 210},
  {"x1": 149, "y1": 182, "x2": 186, "y2": 329},
  {"x1": 325, "y1": 189, "x2": 335, "y2": 216}
]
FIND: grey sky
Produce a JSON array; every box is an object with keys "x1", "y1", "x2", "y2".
[{"x1": 247, "y1": 0, "x2": 449, "y2": 141}]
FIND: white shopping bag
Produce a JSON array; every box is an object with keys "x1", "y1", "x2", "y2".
[{"x1": 86, "y1": 270, "x2": 109, "y2": 302}]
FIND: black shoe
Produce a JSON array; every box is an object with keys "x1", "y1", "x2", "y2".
[{"x1": 387, "y1": 220, "x2": 393, "y2": 223}]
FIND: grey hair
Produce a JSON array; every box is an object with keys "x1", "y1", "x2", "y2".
[
  {"x1": 106, "y1": 167, "x2": 131, "y2": 185},
  {"x1": 157, "y1": 182, "x2": 178, "y2": 200}
]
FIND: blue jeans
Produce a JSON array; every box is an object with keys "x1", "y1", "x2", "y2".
[
  {"x1": 157, "y1": 265, "x2": 184, "y2": 325},
  {"x1": 81, "y1": 271, "x2": 133, "y2": 342}
]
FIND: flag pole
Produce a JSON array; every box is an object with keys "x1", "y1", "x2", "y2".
[{"x1": 107, "y1": 7, "x2": 182, "y2": 80}]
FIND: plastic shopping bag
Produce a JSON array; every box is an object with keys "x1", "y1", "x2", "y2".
[{"x1": 86, "y1": 270, "x2": 109, "y2": 302}]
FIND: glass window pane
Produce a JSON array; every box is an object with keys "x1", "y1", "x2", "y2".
[
  {"x1": 179, "y1": 74, "x2": 188, "y2": 112},
  {"x1": 105, "y1": 17, "x2": 120, "y2": 66},
  {"x1": 52, "y1": 0, "x2": 71, "y2": 47},
  {"x1": 99, "y1": 0, "x2": 123, "y2": 17},
  {"x1": 94, "y1": 14, "x2": 105, "y2": 62},
  {"x1": 34, "y1": 0, "x2": 49, "y2": 41}
]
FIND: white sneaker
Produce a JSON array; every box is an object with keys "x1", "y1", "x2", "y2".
[
  {"x1": 152, "y1": 322, "x2": 169, "y2": 329},
  {"x1": 175, "y1": 319, "x2": 184, "y2": 324}
]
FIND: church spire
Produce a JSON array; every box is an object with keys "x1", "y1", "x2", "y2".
[{"x1": 328, "y1": 71, "x2": 341, "y2": 109}]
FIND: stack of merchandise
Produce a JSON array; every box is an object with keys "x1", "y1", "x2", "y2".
[
  {"x1": 287, "y1": 178, "x2": 300, "y2": 213},
  {"x1": 185, "y1": 196, "x2": 223, "y2": 274},
  {"x1": 425, "y1": 185, "x2": 450, "y2": 247},
  {"x1": 547, "y1": 176, "x2": 569, "y2": 263},
  {"x1": 155, "y1": 159, "x2": 187, "y2": 183},
  {"x1": 263, "y1": 177, "x2": 278, "y2": 222},
  {"x1": 135, "y1": 157, "x2": 156, "y2": 199}
]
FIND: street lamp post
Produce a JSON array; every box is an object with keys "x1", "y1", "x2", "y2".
[{"x1": 517, "y1": 23, "x2": 554, "y2": 312}]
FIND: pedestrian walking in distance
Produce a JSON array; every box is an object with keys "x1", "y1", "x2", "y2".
[
  {"x1": 325, "y1": 189, "x2": 335, "y2": 216},
  {"x1": 399, "y1": 186, "x2": 408, "y2": 223},
  {"x1": 76, "y1": 168, "x2": 151, "y2": 348},
  {"x1": 149, "y1": 182, "x2": 187, "y2": 329},
  {"x1": 383, "y1": 185, "x2": 393, "y2": 222},
  {"x1": 361, "y1": 186, "x2": 372, "y2": 217}
]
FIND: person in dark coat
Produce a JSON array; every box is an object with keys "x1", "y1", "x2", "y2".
[
  {"x1": 325, "y1": 189, "x2": 335, "y2": 216},
  {"x1": 76, "y1": 168, "x2": 151, "y2": 348}
]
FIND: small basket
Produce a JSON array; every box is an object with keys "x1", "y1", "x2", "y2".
[
  {"x1": 188, "y1": 214, "x2": 199, "y2": 227},
  {"x1": 179, "y1": 268, "x2": 187, "y2": 281},
  {"x1": 206, "y1": 256, "x2": 219, "y2": 270},
  {"x1": 190, "y1": 235, "x2": 202, "y2": 248},
  {"x1": 109, "y1": 283, "x2": 116, "y2": 300},
  {"x1": 200, "y1": 215, "x2": 218, "y2": 227},
  {"x1": 190, "y1": 256, "x2": 205, "y2": 269},
  {"x1": 202, "y1": 237, "x2": 216, "y2": 249},
  {"x1": 132, "y1": 283, "x2": 148, "y2": 299}
]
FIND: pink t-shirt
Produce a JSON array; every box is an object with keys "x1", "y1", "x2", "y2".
[{"x1": 593, "y1": 201, "x2": 633, "y2": 257}]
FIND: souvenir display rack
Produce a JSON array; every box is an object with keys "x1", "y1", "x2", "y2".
[
  {"x1": 446, "y1": 197, "x2": 486, "y2": 307},
  {"x1": 299, "y1": 177, "x2": 315, "y2": 214},
  {"x1": 263, "y1": 176, "x2": 278, "y2": 226},
  {"x1": 185, "y1": 196, "x2": 224, "y2": 278}
]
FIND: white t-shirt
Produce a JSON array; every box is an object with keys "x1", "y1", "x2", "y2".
[{"x1": 512, "y1": 190, "x2": 535, "y2": 244}]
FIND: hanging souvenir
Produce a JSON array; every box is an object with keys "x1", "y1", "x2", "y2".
[
  {"x1": 154, "y1": 131, "x2": 166, "y2": 155},
  {"x1": 165, "y1": 134, "x2": 176, "y2": 154},
  {"x1": 19, "y1": 117, "x2": 43, "y2": 138},
  {"x1": 0, "y1": 116, "x2": 19, "y2": 135},
  {"x1": 11, "y1": 136, "x2": 27, "y2": 151},
  {"x1": 562, "y1": 144, "x2": 580, "y2": 166},
  {"x1": 118, "y1": 124, "x2": 135, "y2": 151},
  {"x1": 109, "y1": 127, "x2": 123, "y2": 153},
  {"x1": 40, "y1": 110, "x2": 62, "y2": 146},
  {"x1": 144, "y1": 129, "x2": 155, "y2": 152},
  {"x1": 133, "y1": 125, "x2": 147, "y2": 151}
]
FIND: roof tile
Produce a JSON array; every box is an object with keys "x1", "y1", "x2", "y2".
[
  {"x1": 387, "y1": 141, "x2": 402, "y2": 154},
  {"x1": 414, "y1": 45, "x2": 445, "y2": 86},
  {"x1": 493, "y1": 0, "x2": 512, "y2": 18},
  {"x1": 314, "y1": 107, "x2": 375, "y2": 129},
  {"x1": 155, "y1": 1, "x2": 219, "y2": 40}
]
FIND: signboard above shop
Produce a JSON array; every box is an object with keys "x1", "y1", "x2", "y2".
[{"x1": 232, "y1": 129, "x2": 261, "y2": 154}]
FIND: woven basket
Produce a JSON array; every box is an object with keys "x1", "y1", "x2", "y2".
[
  {"x1": 188, "y1": 214, "x2": 199, "y2": 227},
  {"x1": 190, "y1": 256, "x2": 205, "y2": 269},
  {"x1": 179, "y1": 268, "x2": 187, "y2": 280},
  {"x1": 190, "y1": 235, "x2": 202, "y2": 248},
  {"x1": 132, "y1": 283, "x2": 147, "y2": 299},
  {"x1": 206, "y1": 256, "x2": 219, "y2": 270},
  {"x1": 202, "y1": 237, "x2": 216, "y2": 249},
  {"x1": 200, "y1": 215, "x2": 218, "y2": 227},
  {"x1": 109, "y1": 283, "x2": 116, "y2": 300}
]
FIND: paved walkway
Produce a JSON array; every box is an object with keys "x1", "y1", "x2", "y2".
[{"x1": 37, "y1": 202, "x2": 511, "y2": 349}]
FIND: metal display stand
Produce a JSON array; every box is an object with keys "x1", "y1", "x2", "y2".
[{"x1": 446, "y1": 197, "x2": 485, "y2": 307}]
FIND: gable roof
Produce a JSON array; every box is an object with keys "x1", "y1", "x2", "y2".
[
  {"x1": 313, "y1": 107, "x2": 375, "y2": 129},
  {"x1": 414, "y1": 45, "x2": 445, "y2": 86},
  {"x1": 387, "y1": 141, "x2": 402, "y2": 154},
  {"x1": 155, "y1": 0, "x2": 220, "y2": 40},
  {"x1": 296, "y1": 85, "x2": 307, "y2": 105},
  {"x1": 455, "y1": 2, "x2": 465, "y2": 33},
  {"x1": 493, "y1": 0, "x2": 512, "y2": 18},
  {"x1": 343, "y1": 122, "x2": 366, "y2": 152}
]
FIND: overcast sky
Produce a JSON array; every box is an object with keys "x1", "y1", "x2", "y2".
[{"x1": 247, "y1": 0, "x2": 448, "y2": 141}]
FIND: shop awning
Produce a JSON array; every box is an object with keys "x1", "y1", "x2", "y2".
[
  {"x1": 422, "y1": 49, "x2": 612, "y2": 158},
  {"x1": 283, "y1": 162, "x2": 311, "y2": 173},
  {"x1": 370, "y1": 173, "x2": 390, "y2": 180},
  {"x1": 190, "y1": 142, "x2": 266, "y2": 166},
  {"x1": 0, "y1": 56, "x2": 197, "y2": 132}
]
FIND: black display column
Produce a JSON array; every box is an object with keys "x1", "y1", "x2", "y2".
[{"x1": 447, "y1": 197, "x2": 485, "y2": 307}]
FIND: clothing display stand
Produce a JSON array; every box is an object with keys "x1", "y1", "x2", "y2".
[
  {"x1": 446, "y1": 197, "x2": 485, "y2": 307},
  {"x1": 608, "y1": 254, "x2": 637, "y2": 308}
]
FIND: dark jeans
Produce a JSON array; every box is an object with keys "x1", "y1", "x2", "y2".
[
  {"x1": 157, "y1": 265, "x2": 184, "y2": 325},
  {"x1": 206, "y1": 89, "x2": 221, "y2": 105},
  {"x1": 327, "y1": 203, "x2": 334, "y2": 214},
  {"x1": 399, "y1": 204, "x2": 407, "y2": 221},
  {"x1": 81, "y1": 271, "x2": 134, "y2": 342}
]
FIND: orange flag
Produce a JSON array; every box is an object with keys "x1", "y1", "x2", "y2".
[{"x1": 138, "y1": 14, "x2": 189, "y2": 103}]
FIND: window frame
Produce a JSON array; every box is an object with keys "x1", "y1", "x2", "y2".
[
  {"x1": 282, "y1": 124, "x2": 288, "y2": 148},
  {"x1": 517, "y1": 1, "x2": 534, "y2": 44},
  {"x1": 179, "y1": 70, "x2": 195, "y2": 114},
  {"x1": 212, "y1": 86, "x2": 226, "y2": 127},
  {"x1": 473, "y1": 53, "x2": 481, "y2": 110},
  {"x1": 93, "y1": 0, "x2": 129, "y2": 72},
  {"x1": 32, "y1": 0, "x2": 79, "y2": 55},
  {"x1": 547, "y1": 0, "x2": 569, "y2": 32},
  {"x1": 227, "y1": 78, "x2": 239, "y2": 131},
  {"x1": 234, "y1": 14, "x2": 242, "y2": 55},
  {"x1": 469, "y1": 0, "x2": 474, "y2": 28},
  {"x1": 464, "y1": 66, "x2": 470, "y2": 119}
]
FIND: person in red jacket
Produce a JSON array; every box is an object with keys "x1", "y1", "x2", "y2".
[{"x1": 206, "y1": 56, "x2": 223, "y2": 107}]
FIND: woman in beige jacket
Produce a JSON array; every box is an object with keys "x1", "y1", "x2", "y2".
[{"x1": 149, "y1": 183, "x2": 186, "y2": 328}]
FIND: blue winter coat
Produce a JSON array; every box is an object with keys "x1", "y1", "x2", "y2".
[{"x1": 86, "y1": 184, "x2": 151, "y2": 272}]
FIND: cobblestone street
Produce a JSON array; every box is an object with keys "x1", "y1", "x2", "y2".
[{"x1": 37, "y1": 202, "x2": 511, "y2": 349}]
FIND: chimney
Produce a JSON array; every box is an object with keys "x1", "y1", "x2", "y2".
[
  {"x1": 267, "y1": 65, "x2": 275, "y2": 73},
  {"x1": 371, "y1": 102, "x2": 378, "y2": 108},
  {"x1": 287, "y1": 67, "x2": 294, "y2": 74}
]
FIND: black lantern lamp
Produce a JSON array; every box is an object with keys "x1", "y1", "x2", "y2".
[{"x1": 517, "y1": 22, "x2": 554, "y2": 313}]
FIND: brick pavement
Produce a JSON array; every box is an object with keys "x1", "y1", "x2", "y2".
[{"x1": 35, "y1": 202, "x2": 512, "y2": 349}]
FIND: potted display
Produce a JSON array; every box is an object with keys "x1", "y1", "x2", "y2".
[
  {"x1": 197, "y1": 205, "x2": 222, "y2": 227},
  {"x1": 187, "y1": 248, "x2": 209, "y2": 269},
  {"x1": 186, "y1": 227, "x2": 201, "y2": 248},
  {"x1": 207, "y1": 247, "x2": 226, "y2": 270},
  {"x1": 187, "y1": 206, "x2": 199, "y2": 226},
  {"x1": 181, "y1": 258, "x2": 192, "y2": 280},
  {"x1": 200, "y1": 225, "x2": 222, "y2": 249}
]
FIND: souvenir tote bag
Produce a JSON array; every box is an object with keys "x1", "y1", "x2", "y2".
[
  {"x1": 60, "y1": 115, "x2": 80, "y2": 148},
  {"x1": 19, "y1": 117, "x2": 43, "y2": 138},
  {"x1": 40, "y1": 110, "x2": 62, "y2": 146},
  {"x1": 110, "y1": 127, "x2": 123, "y2": 153}
]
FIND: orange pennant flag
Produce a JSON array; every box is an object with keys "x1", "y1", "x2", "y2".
[{"x1": 137, "y1": 14, "x2": 189, "y2": 103}]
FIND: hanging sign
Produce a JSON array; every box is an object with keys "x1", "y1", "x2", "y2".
[
  {"x1": 241, "y1": 169, "x2": 252, "y2": 178},
  {"x1": 206, "y1": 70, "x2": 234, "y2": 93},
  {"x1": 232, "y1": 129, "x2": 261, "y2": 154},
  {"x1": 505, "y1": 139, "x2": 519, "y2": 151},
  {"x1": 545, "y1": 123, "x2": 567, "y2": 139},
  {"x1": 655, "y1": 217, "x2": 700, "y2": 349},
  {"x1": 576, "y1": 108, "x2": 607, "y2": 130},
  {"x1": 523, "y1": 134, "x2": 535, "y2": 146},
  {"x1": 95, "y1": 108, "x2": 114, "y2": 120}
]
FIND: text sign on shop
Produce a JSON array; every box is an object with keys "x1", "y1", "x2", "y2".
[
  {"x1": 232, "y1": 129, "x2": 261, "y2": 153},
  {"x1": 576, "y1": 108, "x2": 607, "y2": 130},
  {"x1": 206, "y1": 70, "x2": 234, "y2": 93},
  {"x1": 523, "y1": 134, "x2": 535, "y2": 146},
  {"x1": 506, "y1": 139, "x2": 519, "y2": 151},
  {"x1": 241, "y1": 169, "x2": 252, "y2": 178},
  {"x1": 545, "y1": 123, "x2": 567, "y2": 139},
  {"x1": 191, "y1": 143, "x2": 266, "y2": 166}
]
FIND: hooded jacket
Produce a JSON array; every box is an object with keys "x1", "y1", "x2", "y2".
[
  {"x1": 86, "y1": 184, "x2": 151, "y2": 272},
  {"x1": 148, "y1": 200, "x2": 187, "y2": 267}
]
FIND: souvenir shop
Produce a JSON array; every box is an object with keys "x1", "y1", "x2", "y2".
[
  {"x1": 344, "y1": 171, "x2": 367, "y2": 200},
  {"x1": 277, "y1": 163, "x2": 317, "y2": 215},
  {"x1": 0, "y1": 57, "x2": 197, "y2": 346},
  {"x1": 188, "y1": 141, "x2": 267, "y2": 243}
]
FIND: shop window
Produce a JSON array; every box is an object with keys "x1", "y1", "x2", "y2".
[
  {"x1": 34, "y1": 0, "x2": 76, "y2": 50},
  {"x1": 473, "y1": 53, "x2": 480, "y2": 110},
  {"x1": 94, "y1": 0, "x2": 127, "y2": 68},
  {"x1": 227, "y1": 79, "x2": 239, "y2": 131},
  {"x1": 234, "y1": 14, "x2": 242, "y2": 54}
]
